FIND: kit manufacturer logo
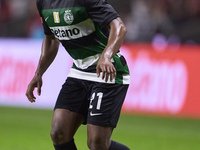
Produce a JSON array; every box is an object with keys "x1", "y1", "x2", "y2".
[
  {"x1": 64, "y1": 10, "x2": 74, "y2": 25},
  {"x1": 90, "y1": 111, "x2": 102, "y2": 116}
]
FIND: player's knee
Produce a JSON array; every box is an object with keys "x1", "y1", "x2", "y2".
[
  {"x1": 50, "y1": 126, "x2": 66, "y2": 143},
  {"x1": 87, "y1": 136, "x2": 109, "y2": 150},
  {"x1": 109, "y1": 140, "x2": 130, "y2": 150}
]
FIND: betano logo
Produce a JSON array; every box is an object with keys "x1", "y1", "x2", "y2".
[
  {"x1": 50, "y1": 27, "x2": 80, "y2": 40},
  {"x1": 50, "y1": 18, "x2": 95, "y2": 40},
  {"x1": 123, "y1": 51, "x2": 188, "y2": 114}
]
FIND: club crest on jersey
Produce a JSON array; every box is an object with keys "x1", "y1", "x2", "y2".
[{"x1": 64, "y1": 10, "x2": 74, "y2": 25}]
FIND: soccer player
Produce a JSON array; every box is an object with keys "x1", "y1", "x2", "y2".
[{"x1": 26, "y1": 0, "x2": 130, "y2": 150}]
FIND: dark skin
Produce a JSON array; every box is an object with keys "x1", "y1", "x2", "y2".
[
  {"x1": 26, "y1": 34, "x2": 60, "y2": 102},
  {"x1": 26, "y1": 17, "x2": 127, "y2": 150}
]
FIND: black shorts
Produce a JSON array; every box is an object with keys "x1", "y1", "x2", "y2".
[{"x1": 54, "y1": 77, "x2": 129, "y2": 128}]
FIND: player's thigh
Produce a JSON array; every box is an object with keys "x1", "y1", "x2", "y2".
[
  {"x1": 54, "y1": 77, "x2": 89, "y2": 122},
  {"x1": 51, "y1": 109, "x2": 84, "y2": 138},
  {"x1": 87, "y1": 83, "x2": 129, "y2": 127}
]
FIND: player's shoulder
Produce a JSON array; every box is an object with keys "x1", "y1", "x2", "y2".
[
  {"x1": 36, "y1": 0, "x2": 43, "y2": 5},
  {"x1": 36, "y1": 0, "x2": 43, "y2": 11},
  {"x1": 85, "y1": 0, "x2": 107, "y2": 3},
  {"x1": 36, "y1": 0, "x2": 51, "y2": 11},
  {"x1": 84, "y1": 0, "x2": 107, "y2": 6}
]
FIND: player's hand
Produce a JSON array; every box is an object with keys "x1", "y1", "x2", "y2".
[
  {"x1": 96, "y1": 56, "x2": 116, "y2": 82},
  {"x1": 25, "y1": 74, "x2": 42, "y2": 103}
]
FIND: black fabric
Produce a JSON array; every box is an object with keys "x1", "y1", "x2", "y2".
[
  {"x1": 36, "y1": 0, "x2": 53, "y2": 35},
  {"x1": 87, "y1": 82, "x2": 129, "y2": 128},
  {"x1": 54, "y1": 77, "x2": 129, "y2": 127},
  {"x1": 54, "y1": 139, "x2": 77, "y2": 150},
  {"x1": 85, "y1": 0, "x2": 119, "y2": 27},
  {"x1": 60, "y1": 32, "x2": 100, "y2": 50},
  {"x1": 109, "y1": 140, "x2": 130, "y2": 150},
  {"x1": 36, "y1": 0, "x2": 119, "y2": 35},
  {"x1": 37, "y1": 0, "x2": 84, "y2": 9},
  {"x1": 120, "y1": 56, "x2": 127, "y2": 67},
  {"x1": 54, "y1": 77, "x2": 90, "y2": 124}
]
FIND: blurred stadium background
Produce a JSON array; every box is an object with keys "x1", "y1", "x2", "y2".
[{"x1": 0, "y1": 0, "x2": 200, "y2": 150}]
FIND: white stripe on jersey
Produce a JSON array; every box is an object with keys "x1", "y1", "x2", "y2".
[
  {"x1": 50, "y1": 18, "x2": 95, "y2": 40},
  {"x1": 67, "y1": 68, "x2": 130, "y2": 84},
  {"x1": 73, "y1": 53, "x2": 114, "y2": 70}
]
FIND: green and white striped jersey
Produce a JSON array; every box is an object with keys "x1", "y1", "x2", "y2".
[{"x1": 37, "y1": 0, "x2": 130, "y2": 84}]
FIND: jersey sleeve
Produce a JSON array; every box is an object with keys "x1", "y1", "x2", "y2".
[
  {"x1": 84, "y1": 0, "x2": 119, "y2": 27},
  {"x1": 36, "y1": 0, "x2": 53, "y2": 35}
]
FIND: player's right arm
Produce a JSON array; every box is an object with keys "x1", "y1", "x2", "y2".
[{"x1": 26, "y1": 34, "x2": 60, "y2": 103}]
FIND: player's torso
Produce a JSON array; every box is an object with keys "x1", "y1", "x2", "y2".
[
  {"x1": 38, "y1": 0, "x2": 130, "y2": 84},
  {"x1": 39, "y1": 0, "x2": 107, "y2": 65}
]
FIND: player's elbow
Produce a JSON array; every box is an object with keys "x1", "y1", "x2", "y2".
[
  {"x1": 121, "y1": 23, "x2": 127, "y2": 36},
  {"x1": 118, "y1": 22, "x2": 127, "y2": 40}
]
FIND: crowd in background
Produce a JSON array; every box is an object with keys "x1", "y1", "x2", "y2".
[
  {"x1": 0, "y1": 0, "x2": 43, "y2": 38},
  {"x1": 0, "y1": 0, "x2": 200, "y2": 43}
]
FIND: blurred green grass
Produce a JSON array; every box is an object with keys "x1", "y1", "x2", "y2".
[{"x1": 0, "y1": 106, "x2": 200, "y2": 150}]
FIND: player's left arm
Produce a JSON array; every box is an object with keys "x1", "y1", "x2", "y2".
[{"x1": 96, "y1": 17, "x2": 127, "y2": 82}]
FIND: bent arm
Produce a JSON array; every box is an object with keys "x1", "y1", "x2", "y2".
[
  {"x1": 103, "y1": 17, "x2": 127, "y2": 59},
  {"x1": 96, "y1": 17, "x2": 127, "y2": 82}
]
